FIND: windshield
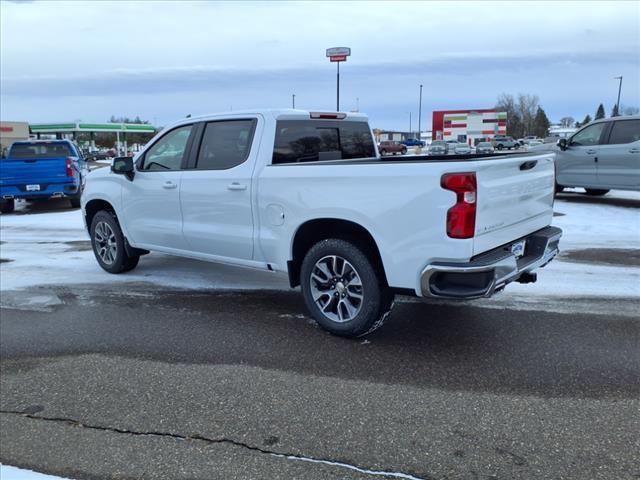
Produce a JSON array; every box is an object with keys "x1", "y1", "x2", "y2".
[{"x1": 9, "y1": 143, "x2": 73, "y2": 159}]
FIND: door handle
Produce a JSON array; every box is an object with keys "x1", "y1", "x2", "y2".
[
  {"x1": 162, "y1": 181, "x2": 177, "y2": 189},
  {"x1": 227, "y1": 182, "x2": 247, "y2": 191},
  {"x1": 586, "y1": 149, "x2": 597, "y2": 154},
  {"x1": 629, "y1": 148, "x2": 640, "y2": 154}
]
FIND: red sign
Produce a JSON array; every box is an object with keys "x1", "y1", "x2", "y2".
[
  {"x1": 330, "y1": 55, "x2": 347, "y2": 62},
  {"x1": 0, "y1": 127, "x2": 14, "y2": 132}
]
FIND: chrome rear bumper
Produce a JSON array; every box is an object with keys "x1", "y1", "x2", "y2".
[{"x1": 420, "y1": 226, "x2": 562, "y2": 299}]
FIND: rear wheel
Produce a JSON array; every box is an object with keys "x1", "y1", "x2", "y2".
[
  {"x1": 496, "y1": 144, "x2": 504, "y2": 150},
  {"x1": 0, "y1": 198, "x2": 15, "y2": 214},
  {"x1": 90, "y1": 211, "x2": 140, "y2": 274},
  {"x1": 380, "y1": 149, "x2": 386, "y2": 156},
  {"x1": 584, "y1": 189, "x2": 609, "y2": 196},
  {"x1": 401, "y1": 148, "x2": 407, "y2": 155},
  {"x1": 300, "y1": 238, "x2": 394, "y2": 338}
]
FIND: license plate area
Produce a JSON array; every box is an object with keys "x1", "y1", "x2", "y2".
[
  {"x1": 26, "y1": 184, "x2": 41, "y2": 191},
  {"x1": 510, "y1": 240, "x2": 526, "y2": 258}
]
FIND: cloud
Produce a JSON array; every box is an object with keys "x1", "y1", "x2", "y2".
[{"x1": 2, "y1": 50, "x2": 636, "y2": 98}]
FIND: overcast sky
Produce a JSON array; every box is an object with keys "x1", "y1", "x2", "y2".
[{"x1": 1, "y1": 0, "x2": 638, "y2": 130}]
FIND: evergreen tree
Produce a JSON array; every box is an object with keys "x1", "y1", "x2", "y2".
[
  {"x1": 582, "y1": 114, "x2": 592, "y2": 125},
  {"x1": 532, "y1": 107, "x2": 551, "y2": 138},
  {"x1": 595, "y1": 104, "x2": 605, "y2": 120},
  {"x1": 611, "y1": 104, "x2": 620, "y2": 117}
]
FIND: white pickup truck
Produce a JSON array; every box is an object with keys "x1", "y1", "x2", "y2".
[{"x1": 82, "y1": 109, "x2": 562, "y2": 337}]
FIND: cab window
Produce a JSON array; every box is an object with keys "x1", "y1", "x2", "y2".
[
  {"x1": 141, "y1": 125, "x2": 193, "y2": 171},
  {"x1": 570, "y1": 123, "x2": 607, "y2": 146}
]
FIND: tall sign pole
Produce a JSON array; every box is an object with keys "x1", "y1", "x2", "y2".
[{"x1": 326, "y1": 47, "x2": 351, "y2": 111}]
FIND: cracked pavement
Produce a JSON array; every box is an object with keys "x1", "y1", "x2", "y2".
[{"x1": 1, "y1": 285, "x2": 639, "y2": 479}]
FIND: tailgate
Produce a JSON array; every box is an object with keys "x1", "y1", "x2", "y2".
[
  {"x1": 473, "y1": 153, "x2": 555, "y2": 255},
  {"x1": 0, "y1": 157, "x2": 71, "y2": 186}
]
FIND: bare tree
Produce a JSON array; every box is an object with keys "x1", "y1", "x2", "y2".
[
  {"x1": 496, "y1": 93, "x2": 522, "y2": 138},
  {"x1": 518, "y1": 94, "x2": 540, "y2": 136},
  {"x1": 559, "y1": 117, "x2": 575, "y2": 128}
]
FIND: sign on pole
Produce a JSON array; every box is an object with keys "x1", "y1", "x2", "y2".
[{"x1": 326, "y1": 47, "x2": 351, "y2": 111}]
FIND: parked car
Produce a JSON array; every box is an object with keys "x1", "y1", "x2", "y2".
[
  {"x1": 378, "y1": 141, "x2": 407, "y2": 155},
  {"x1": 517, "y1": 135, "x2": 540, "y2": 146},
  {"x1": 428, "y1": 140, "x2": 449, "y2": 155},
  {"x1": 492, "y1": 135, "x2": 520, "y2": 150},
  {"x1": 554, "y1": 115, "x2": 640, "y2": 195},
  {"x1": 475, "y1": 142, "x2": 495, "y2": 154},
  {"x1": 83, "y1": 109, "x2": 561, "y2": 337},
  {"x1": 452, "y1": 142, "x2": 471, "y2": 154},
  {"x1": 400, "y1": 138, "x2": 426, "y2": 147},
  {"x1": 0, "y1": 139, "x2": 88, "y2": 213}
]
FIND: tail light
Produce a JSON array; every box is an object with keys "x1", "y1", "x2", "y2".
[
  {"x1": 66, "y1": 158, "x2": 74, "y2": 177},
  {"x1": 310, "y1": 112, "x2": 346, "y2": 119},
  {"x1": 441, "y1": 172, "x2": 477, "y2": 239}
]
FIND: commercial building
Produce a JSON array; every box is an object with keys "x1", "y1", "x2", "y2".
[
  {"x1": 432, "y1": 109, "x2": 507, "y2": 145},
  {"x1": 0, "y1": 121, "x2": 29, "y2": 157}
]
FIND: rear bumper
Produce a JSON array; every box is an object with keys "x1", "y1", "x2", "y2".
[
  {"x1": 0, "y1": 181, "x2": 80, "y2": 200},
  {"x1": 420, "y1": 226, "x2": 562, "y2": 299}
]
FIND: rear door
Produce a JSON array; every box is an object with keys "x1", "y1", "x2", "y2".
[
  {"x1": 121, "y1": 124, "x2": 195, "y2": 250},
  {"x1": 597, "y1": 118, "x2": 640, "y2": 188},
  {"x1": 472, "y1": 153, "x2": 555, "y2": 255},
  {"x1": 180, "y1": 118, "x2": 259, "y2": 260},
  {"x1": 556, "y1": 122, "x2": 607, "y2": 187}
]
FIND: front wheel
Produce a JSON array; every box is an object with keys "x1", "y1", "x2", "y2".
[
  {"x1": 90, "y1": 211, "x2": 140, "y2": 274},
  {"x1": 496, "y1": 144, "x2": 503, "y2": 150},
  {"x1": 0, "y1": 198, "x2": 15, "y2": 214},
  {"x1": 584, "y1": 189, "x2": 609, "y2": 196},
  {"x1": 401, "y1": 148, "x2": 407, "y2": 155},
  {"x1": 300, "y1": 239, "x2": 394, "y2": 337}
]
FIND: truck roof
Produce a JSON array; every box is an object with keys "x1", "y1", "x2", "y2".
[{"x1": 164, "y1": 109, "x2": 369, "y2": 131}]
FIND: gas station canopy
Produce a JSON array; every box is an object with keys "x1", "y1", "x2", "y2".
[{"x1": 30, "y1": 122, "x2": 156, "y2": 134}]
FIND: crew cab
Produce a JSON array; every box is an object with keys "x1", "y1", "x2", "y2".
[
  {"x1": 82, "y1": 109, "x2": 561, "y2": 337},
  {"x1": 0, "y1": 139, "x2": 88, "y2": 213}
]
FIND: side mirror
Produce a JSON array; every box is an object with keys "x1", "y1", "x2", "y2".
[
  {"x1": 111, "y1": 156, "x2": 135, "y2": 181},
  {"x1": 557, "y1": 138, "x2": 568, "y2": 151}
]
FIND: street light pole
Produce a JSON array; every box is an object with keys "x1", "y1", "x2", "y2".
[
  {"x1": 292, "y1": 94, "x2": 296, "y2": 109},
  {"x1": 409, "y1": 112, "x2": 412, "y2": 137},
  {"x1": 418, "y1": 84, "x2": 423, "y2": 141},
  {"x1": 614, "y1": 76, "x2": 623, "y2": 116}
]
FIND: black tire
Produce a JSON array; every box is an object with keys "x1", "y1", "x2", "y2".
[
  {"x1": 401, "y1": 148, "x2": 407, "y2": 155},
  {"x1": 584, "y1": 189, "x2": 609, "y2": 196},
  {"x1": 300, "y1": 238, "x2": 394, "y2": 338},
  {"x1": 496, "y1": 144, "x2": 504, "y2": 150},
  {"x1": 0, "y1": 198, "x2": 15, "y2": 214},
  {"x1": 554, "y1": 183, "x2": 565, "y2": 195},
  {"x1": 90, "y1": 210, "x2": 140, "y2": 274},
  {"x1": 514, "y1": 143, "x2": 520, "y2": 149},
  {"x1": 69, "y1": 196, "x2": 81, "y2": 208},
  {"x1": 380, "y1": 149, "x2": 386, "y2": 156}
]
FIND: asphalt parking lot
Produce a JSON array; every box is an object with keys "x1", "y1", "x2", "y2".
[{"x1": 1, "y1": 193, "x2": 639, "y2": 480}]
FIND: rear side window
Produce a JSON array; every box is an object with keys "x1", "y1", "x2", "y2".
[
  {"x1": 272, "y1": 120, "x2": 375, "y2": 164},
  {"x1": 10, "y1": 143, "x2": 72, "y2": 159},
  {"x1": 607, "y1": 120, "x2": 640, "y2": 144},
  {"x1": 196, "y1": 119, "x2": 256, "y2": 170}
]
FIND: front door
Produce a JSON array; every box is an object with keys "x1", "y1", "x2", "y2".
[
  {"x1": 557, "y1": 122, "x2": 607, "y2": 188},
  {"x1": 121, "y1": 124, "x2": 194, "y2": 250},
  {"x1": 180, "y1": 118, "x2": 258, "y2": 260}
]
